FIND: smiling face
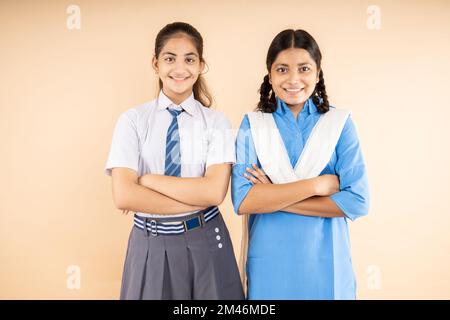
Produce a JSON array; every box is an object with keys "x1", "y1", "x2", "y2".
[
  {"x1": 152, "y1": 33, "x2": 204, "y2": 104},
  {"x1": 269, "y1": 47, "x2": 320, "y2": 110}
]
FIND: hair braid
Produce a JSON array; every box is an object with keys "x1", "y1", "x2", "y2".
[
  {"x1": 256, "y1": 74, "x2": 277, "y2": 113},
  {"x1": 311, "y1": 70, "x2": 330, "y2": 113}
]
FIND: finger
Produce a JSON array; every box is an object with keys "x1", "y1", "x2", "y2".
[
  {"x1": 253, "y1": 164, "x2": 266, "y2": 177},
  {"x1": 244, "y1": 172, "x2": 260, "y2": 184},
  {"x1": 252, "y1": 164, "x2": 271, "y2": 183},
  {"x1": 251, "y1": 164, "x2": 268, "y2": 181},
  {"x1": 249, "y1": 167, "x2": 269, "y2": 184},
  {"x1": 246, "y1": 166, "x2": 260, "y2": 178},
  {"x1": 247, "y1": 167, "x2": 266, "y2": 184}
]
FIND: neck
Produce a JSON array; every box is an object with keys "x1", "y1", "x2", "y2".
[
  {"x1": 287, "y1": 102, "x2": 305, "y2": 120},
  {"x1": 163, "y1": 88, "x2": 192, "y2": 106}
]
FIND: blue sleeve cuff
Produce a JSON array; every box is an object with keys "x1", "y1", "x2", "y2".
[
  {"x1": 330, "y1": 191, "x2": 369, "y2": 222},
  {"x1": 231, "y1": 164, "x2": 254, "y2": 214}
]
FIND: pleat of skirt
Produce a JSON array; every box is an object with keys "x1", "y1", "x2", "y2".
[{"x1": 119, "y1": 210, "x2": 244, "y2": 300}]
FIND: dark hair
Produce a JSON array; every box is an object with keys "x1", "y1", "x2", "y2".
[
  {"x1": 257, "y1": 29, "x2": 329, "y2": 113},
  {"x1": 154, "y1": 22, "x2": 212, "y2": 107}
]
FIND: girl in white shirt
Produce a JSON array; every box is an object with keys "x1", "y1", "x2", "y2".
[{"x1": 105, "y1": 22, "x2": 243, "y2": 300}]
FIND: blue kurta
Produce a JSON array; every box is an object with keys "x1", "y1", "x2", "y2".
[{"x1": 231, "y1": 98, "x2": 370, "y2": 300}]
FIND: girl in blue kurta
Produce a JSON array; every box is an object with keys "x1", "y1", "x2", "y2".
[{"x1": 231, "y1": 29, "x2": 370, "y2": 299}]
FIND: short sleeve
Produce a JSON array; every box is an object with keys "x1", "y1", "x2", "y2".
[
  {"x1": 231, "y1": 115, "x2": 260, "y2": 214},
  {"x1": 104, "y1": 109, "x2": 139, "y2": 176},
  {"x1": 330, "y1": 116, "x2": 370, "y2": 221},
  {"x1": 205, "y1": 112, "x2": 236, "y2": 168}
]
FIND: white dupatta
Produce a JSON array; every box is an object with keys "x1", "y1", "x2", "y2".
[{"x1": 239, "y1": 108, "x2": 350, "y2": 294}]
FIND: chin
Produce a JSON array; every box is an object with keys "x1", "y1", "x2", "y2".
[
  {"x1": 282, "y1": 96, "x2": 307, "y2": 106},
  {"x1": 168, "y1": 85, "x2": 192, "y2": 95}
]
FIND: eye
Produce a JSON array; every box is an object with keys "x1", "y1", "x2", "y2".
[
  {"x1": 164, "y1": 57, "x2": 174, "y2": 63},
  {"x1": 186, "y1": 57, "x2": 196, "y2": 64},
  {"x1": 300, "y1": 66, "x2": 311, "y2": 72},
  {"x1": 276, "y1": 67, "x2": 288, "y2": 73}
]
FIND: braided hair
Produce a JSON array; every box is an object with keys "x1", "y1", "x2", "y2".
[{"x1": 257, "y1": 29, "x2": 330, "y2": 114}]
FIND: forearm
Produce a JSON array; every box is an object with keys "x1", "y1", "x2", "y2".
[
  {"x1": 139, "y1": 174, "x2": 228, "y2": 207},
  {"x1": 119, "y1": 182, "x2": 205, "y2": 215},
  {"x1": 238, "y1": 178, "x2": 318, "y2": 214},
  {"x1": 282, "y1": 196, "x2": 345, "y2": 218}
]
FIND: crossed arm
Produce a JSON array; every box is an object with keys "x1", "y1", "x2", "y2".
[
  {"x1": 111, "y1": 162, "x2": 342, "y2": 217},
  {"x1": 238, "y1": 164, "x2": 345, "y2": 218},
  {"x1": 111, "y1": 163, "x2": 231, "y2": 215}
]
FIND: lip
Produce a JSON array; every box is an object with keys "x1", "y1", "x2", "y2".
[
  {"x1": 170, "y1": 75, "x2": 191, "y2": 83},
  {"x1": 283, "y1": 87, "x2": 304, "y2": 95}
]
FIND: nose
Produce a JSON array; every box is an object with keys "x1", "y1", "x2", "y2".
[
  {"x1": 287, "y1": 70, "x2": 301, "y2": 84},
  {"x1": 172, "y1": 59, "x2": 188, "y2": 74}
]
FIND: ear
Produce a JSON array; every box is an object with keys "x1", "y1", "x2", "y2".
[
  {"x1": 199, "y1": 59, "x2": 205, "y2": 74},
  {"x1": 152, "y1": 56, "x2": 158, "y2": 74},
  {"x1": 316, "y1": 69, "x2": 320, "y2": 83},
  {"x1": 268, "y1": 74, "x2": 272, "y2": 85}
]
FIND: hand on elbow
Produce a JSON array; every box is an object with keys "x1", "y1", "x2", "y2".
[{"x1": 314, "y1": 174, "x2": 340, "y2": 196}]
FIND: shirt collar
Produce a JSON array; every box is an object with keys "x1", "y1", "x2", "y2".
[
  {"x1": 306, "y1": 98, "x2": 318, "y2": 114},
  {"x1": 156, "y1": 89, "x2": 196, "y2": 116},
  {"x1": 275, "y1": 97, "x2": 318, "y2": 116}
]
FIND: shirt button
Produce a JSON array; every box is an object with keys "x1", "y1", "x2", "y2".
[
  {"x1": 216, "y1": 235, "x2": 221, "y2": 241},
  {"x1": 215, "y1": 227, "x2": 219, "y2": 233},
  {"x1": 218, "y1": 243, "x2": 223, "y2": 249}
]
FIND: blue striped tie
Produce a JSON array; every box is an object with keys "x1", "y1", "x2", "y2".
[{"x1": 165, "y1": 108, "x2": 184, "y2": 176}]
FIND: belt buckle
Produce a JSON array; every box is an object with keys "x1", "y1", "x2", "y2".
[
  {"x1": 183, "y1": 214, "x2": 205, "y2": 232},
  {"x1": 149, "y1": 220, "x2": 158, "y2": 236}
]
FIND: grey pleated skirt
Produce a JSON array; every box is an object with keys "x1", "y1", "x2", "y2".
[{"x1": 120, "y1": 207, "x2": 244, "y2": 300}]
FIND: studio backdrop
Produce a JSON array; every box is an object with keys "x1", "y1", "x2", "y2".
[{"x1": 1, "y1": 0, "x2": 449, "y2": 299}]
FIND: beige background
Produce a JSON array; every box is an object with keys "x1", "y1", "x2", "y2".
[{"x1": 1, "y1": 0, "x2": 449, "y2": 299}]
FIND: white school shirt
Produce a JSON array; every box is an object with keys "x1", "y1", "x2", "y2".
[{"x1": 105, "y1": 90, "x2": 236, "y2": 218}]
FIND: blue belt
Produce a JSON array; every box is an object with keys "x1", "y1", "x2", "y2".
[{"x1": 133, "y1": 206, "x2": 219, "y2": 236}]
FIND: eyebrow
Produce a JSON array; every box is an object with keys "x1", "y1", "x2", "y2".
[
  {"x1": 161, "y1": 51, "x2": 199, "y2": 57},
  {"x1": 275, "y1": 62, "x2": 312, "y2": 67}
]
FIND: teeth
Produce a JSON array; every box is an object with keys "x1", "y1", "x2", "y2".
[
  {"x1": 285, "y1": 88, "x2": 301, "y2": 92},
  {"x1": 171, "y1": 76, "x2": 188, "y2": 81}
]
